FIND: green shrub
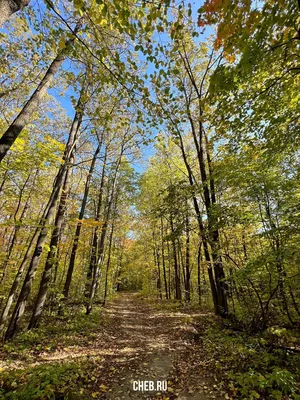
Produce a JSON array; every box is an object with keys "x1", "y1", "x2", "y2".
[
  {"x1": 0, "y1": 362, "x2": 84, "y2": 399},
  {"x1": 231, "y1": 367, "x2": 298, "y2": 400}
]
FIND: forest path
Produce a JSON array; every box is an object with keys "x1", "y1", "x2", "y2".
[
  {"x1": 90, "y1": 292, "x2": 223, "y2": 400},
  {"x1": 1, "y1": 293, "x2": 225, "y2": 399}
]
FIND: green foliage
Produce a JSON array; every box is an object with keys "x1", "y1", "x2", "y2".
[
  {"x1": 2, "y1": 308, "x2": 104, "y2": 357},
  {"x1": 0, "y1": 363, "x2": 83, "y2": 399},
  {"x1": 201, "y1": 323, "x2": 300, "y2": 400},
  {"x1": 232, "y1": 368, "x2": 298, "y2": 400}
]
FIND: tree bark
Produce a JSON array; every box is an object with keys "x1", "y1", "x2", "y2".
[
  {"x1": 154, "y1": 233, "x2": 162, "y2": 300},
  {"x1": 102, "y1": 197, "x2": 118, "y2": 306},
  {"x1": 170, "y1": 214, "x2": 181, "y2": 300},
  {"x1": 0, "y1": 0, "x2": 30, "y2": 26},
  {"x1": 184, "y1": 214, "x2": 191, "y2": 302},
  {"x1": 160, "y1": 217, "x2": 168, "y2": 299}
]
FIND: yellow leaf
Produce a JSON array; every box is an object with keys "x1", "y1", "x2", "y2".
[
  {"x1": 99, "y1": 384, "x2": 109, "y2": 392},
  {"x1": 225, "y1": 53, "x2": 235, "y2": 63},
  {"x1": 58, "y1": 38, "x2": 66, "y2": 49}
]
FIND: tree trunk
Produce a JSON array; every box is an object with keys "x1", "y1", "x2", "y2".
[
  {"x1": 84, "y1": 150, "x2": 107, "y2": 311},
  {"x1": 178, "y1": 49, "x2": 228, "y2": 316},
  {"x1": 170, "y1": 214, "x2": 181, "y2": 300},
  {"x1": 86, "y1": 143, "x2": 125, "y2": 314},
  {"x1": 0, "y1": 172, "x2": 59, "y2": 336},
  {"x1": 197, "y1": 242, "x2": 202, "y2": 305},
  {"x1": 62, "y1": 143, "x2": 101, "y2": 300},
  {"x1": 177, "y1": 132, "x2": 218, "y2": 312},
  {"x1": 154, "y1": 235, "x2": 162, "y2": 300},
  {"x1": 4, "y1": 97, "x2": 82, "y2": 340},
  {"x1": 102, "y1": 203, "x2": 117, "y2": 306},
  {"x1": 28, "y1": 91, "x2": 84, "y2": 329},
  {"x1": 160, "y1": 218, "x2": 168, "y2": 299},
  {"x1": 86, "y1": 178, "x2": 116, "y2": 314},
  {"x1": 0, "y1": 0, "x2": 30, "y2": 26},
  {"x1": 184, "y1": 214, "x2": 191, "y2": 302},
  {"x1": 0, "y1": 19, "x2": 82, "y2": 161},
  {"x1": 204, "y1": 133, "x2": 228, "y2": 316}
]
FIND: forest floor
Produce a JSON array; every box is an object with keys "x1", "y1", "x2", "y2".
[{"x1": 0, "y1": 292, "x2": 299, "y2": 399}]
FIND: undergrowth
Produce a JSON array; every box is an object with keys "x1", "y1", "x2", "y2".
[{"x1": 198, "y1": 319, "x2": 300, "y2": 400}]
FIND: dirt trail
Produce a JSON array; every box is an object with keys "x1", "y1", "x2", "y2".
[
  {"x1": 94, "y1": 293, "x2": 223, "y2": 400},
  {"x1": 1, "y1": 293, "x2": 225, "y2": 399}
]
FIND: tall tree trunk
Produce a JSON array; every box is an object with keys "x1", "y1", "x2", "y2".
[
  {"x1": 115, "y1": 239, "x2": 125, "y2": 292},
  {"x1": 178, "y1": 49, "x2": 228, "y2": 316},
  {"x1": 166, "y1": 239, "x2": 172, "y2": 299},
  {"x1": 84, "y1": 150, "x2": 107, "y2": 311},
  {"x1": 28, "y1": 91, "x2": 84, "y2": 329},
  {"x1": 160, "y1": 218, "x2": 168, "y2": 300},
  {"x1": 62, "y1": 143, "x2": 101, "y2": 300},
  {"x1": 170, "y1": 214, "x2": 181, "y2": 300},
  {"x1": 4, "y1": 98, "x2": 82, "y2": 340},
  {"x1": 197, "y1": 241, "x2": 202, "y2": 305},
  {"x1": 177, "y1": 132, "x2": 218, "y2": 312},
  {"x1": 86, "y1": 142, "x2": 125, "y2": 314},
  {"x1": 154, "y1": 233, "x2": 162, "y2": 300},
  {"x1": 0, "y1": 19, "x2": 82, "y2": 161},
  {"x1": 86, "y1": 175, "x2": 117, "y2": 314},
  {"x1": 184, "y1": 214, "x2": 191, "y2": 302},
  {"x1": 102, "y1": 199, "x2": 117, "y2": 306},
  {"x1": 204, "y1": 133, "x2": 228, "y2": 316}
]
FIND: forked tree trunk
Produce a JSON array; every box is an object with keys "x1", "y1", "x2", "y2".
[
  {"x1": 4, "y1": 171, "x2": 65, "y2": 340},
  {"x1": 178, "y1": 49, "x2": 228, "y2": 316},
  {"x1": 0, "y1": 172, "x2": 61, "y2": 336}
]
